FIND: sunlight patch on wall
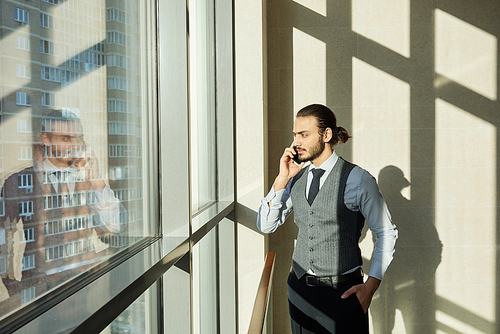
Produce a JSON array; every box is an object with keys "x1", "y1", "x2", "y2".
[
  {"x1": 435, "y1": 9, "x2": 497, "y2": 100},
  {"x1": 1, "y1": 25, "x2": 31, "y2": 99},
  {"x1": 352, "y1": 0, "x2": 410, "y2": 58},
  {"x1": 435, "y1": 98, "x2": 496, "y2": 322},
  {"x1": 293, "y1": 0, "x2": 326, "y2": 17},
  {"x1": 435, "y1": 98, "x2": 496, "y2": 210},
  {"x1": 352, "y1": 57, "x2": 411, "y2": 199},
  {"x1": 293, "y1": 28, "x2": 326, "y2": 110},
  {"x1": 436, "y1": 310, "x2": 490, "y2": 334}
]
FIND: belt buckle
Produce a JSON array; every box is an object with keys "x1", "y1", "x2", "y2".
[{"x1": 305, "y1": 276, "x2": 317, "y2": 287}]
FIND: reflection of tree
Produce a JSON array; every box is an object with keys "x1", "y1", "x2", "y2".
[{"x1": 368, "y1": 166, "x2": 442, "y2": 333}]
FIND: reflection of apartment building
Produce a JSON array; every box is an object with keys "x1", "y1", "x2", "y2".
[{"x1": 0, "y1": 0, "x2": 143, "y2": 316}]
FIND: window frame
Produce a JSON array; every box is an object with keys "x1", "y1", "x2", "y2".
[
  {"x1": 14, "y1": 7, "x2": 29, "y2": 25},
  {"x1": 0, "y1": 0, "x2": 235, "y2": 332}
]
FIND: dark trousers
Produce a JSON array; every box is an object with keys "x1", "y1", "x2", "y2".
[{"x1": 287, "y1": 271, "x2": 369, "y2": 334}]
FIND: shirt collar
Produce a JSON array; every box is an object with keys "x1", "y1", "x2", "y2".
[
  {"x1": 43, "y1": 158, "x2": 60, "y2": 173},
  {"x1": 309, "y1": 150, "x2": 339, "y2": 174}
]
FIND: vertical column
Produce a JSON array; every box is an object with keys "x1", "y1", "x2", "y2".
[{"x1": 235, "y1": 0, "x2": 268, "y2": 332}]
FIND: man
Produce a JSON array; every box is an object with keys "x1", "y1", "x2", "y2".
[
  {"x1": 0, "y1": 109, "x2": 126, "y2": 314},
  {"x1": 257, "y1": 104, "x2": 398, "y2": 333}
]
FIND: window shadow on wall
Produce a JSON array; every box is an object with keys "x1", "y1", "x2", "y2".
[{"x1": 267, "y1": 0, "x2": 500, "y2": 333}]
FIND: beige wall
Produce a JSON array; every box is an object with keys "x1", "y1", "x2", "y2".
[{"x1": 257, "y1": 0, "x2": 500, "y2": 333}]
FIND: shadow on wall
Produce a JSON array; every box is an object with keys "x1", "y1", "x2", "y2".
[
  {"x1": 365, "y1": 166, "x2": 442, "y2": 333},
  {"x1": 266, "y1": 0, "x2": 500, "y2": 333}
]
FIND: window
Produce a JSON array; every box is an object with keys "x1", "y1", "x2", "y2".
[
  {"x1": 22, "y1": 254, "x2": 35, "y2": 271},
  {"x1": 107, "y1": 31, "x2": 131, "y2": 47},
  {"x1": 17, "y1": 120, "x2": 32, "y2": 133},
  {"x1": 109, "y1": 144, "x2": 136, "y2": 157},
  {"x1": 86, "y1": 191, "x2": 99, "y2": 205},
  {"x1": 88, "y1": 214, "x2": 102, "y2": 228},
  {"x1": 84, "y1": 51, "x2": 105, "y2": 72},
  {"x1": 107, "y1": 54, "x2": 132, "y2": 70},
  {"x1": 40, "y1": 39, "x2": 57, "y2": 55},
  {"x1": 41, "y1": 66, "x2": 61, "y2": 82},
  {"x1": 16, "y1": 64, "x2": 31, "y2": 78},
  {"x1": 110, "y1": 235, "x2": 134, "y2": 248},
  {"x1": 65, "y1": 240, "x2": 87, "y2": 257},
  {"x1": 42, "y1": 118, "x2": 63, "y2": 133},
  {"x1": 42, "y1": 92, "x2": 57, "y2": 107},
  {"x1": 109, "y1": 122, "x2": 136, "y2": 135},
  {"x1": 40, "y1": 13, "x2": 55, "y2": 29},
  {"x1": 0, "y1": 0, "x2": 172, "y2": 328},
  {"x1": 61, "y1": 51, "x2": 83, "y2": 70},
  {"x1": 21, "y1": 287, "x2": 36, "y2": 305},
  {"x1": 108, "y1": 100, "x2": 133, "y2": 113},
  {"x1": 22, "y1": 228, "x2": 35, "y2": 243},
  {"x1": 18, "y1": 174, "x2": 33, "y2": 188},
  {"x1": 189, "y1": 0, "x2": 217, "y2": 212},
  {"x1": 18, "y1": 174, "x2": 33, "y2": 193},
  {"x1": 14, "y1": 8, "x2": 29, "y2": 25},
  {"x1": 19, "y1": 201, "x2": 33, "y2": 216},
  {"x1": 41, "y1": 0, "x2": 59, "y2": 5},
  {"x1": 18, "y1": 147, "x2": 32, "y2": 161},
  {"x1": 45, "y1": 245, "x2": 64, "y2": 261},
  {"x1": 61, "y1": 70, "x2": 81, "y2": 86},
  {"x1": 64, "y1": 192, "x2": 86, "y2": 208},
  {"x1": 16, "y1": 92, "x2": 31, "y2": 106},
  {"x1": 113, "y1": 188, "x2": 141, "y2": 202},
  {"x1": 15, "y1": 36, "x2": 30, "y2": 51},
  {"x1": 108, "y1": 77, "x2": 132, "y2": 91},
  {"x1": 107, "y1": 8, "x2": 132, "y2": 25},
  {"x1": 64, "y1": 216, "x2": 86, "y2": 232},
  {"x1": 44, "y1": 220, "x2": 64, "y2": 236},
  {"x1": 44, "y1": 195, "x2": 63, "y2": 210},
  {"x1": 109, "y1": 166, "x2": 136, "y2": 180}
]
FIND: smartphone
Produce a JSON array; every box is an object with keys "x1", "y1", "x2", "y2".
[{"x1": 292, "y1": 146, "x2": 300, "y2": 164}]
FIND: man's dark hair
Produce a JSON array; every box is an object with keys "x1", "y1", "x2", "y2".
[{"x1": 296, "y1": 104, "x2": 351, "y2": 146}]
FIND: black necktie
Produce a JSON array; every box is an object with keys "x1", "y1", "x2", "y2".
[{"x1": 308, "y1": 168, "x2": 325, "y2": 205}]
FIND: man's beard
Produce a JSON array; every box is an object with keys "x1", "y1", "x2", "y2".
[{"x1": 298, "y1": 137, "x2": 325, "y2": 163}]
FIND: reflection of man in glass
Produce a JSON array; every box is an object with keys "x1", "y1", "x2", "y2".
[
  {"x1": 0, "y1": 109, "x2": 126, "y2": 315},
  {"x1": 38, "y1": 109, "x2": 126, "y2": 231}
]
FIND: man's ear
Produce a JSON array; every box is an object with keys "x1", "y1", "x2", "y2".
[{"x1": 323, "y1": 127, "x2": 333, "y2": 143}]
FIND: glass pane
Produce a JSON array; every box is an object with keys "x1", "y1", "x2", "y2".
[
  {"x1": 100, "y1": 281, "x2": 158, "y2": 334},
  {"x1": 189, "y1": 0, "x2": 217, "y2": 214},
  {"x1": 192, "y1": 226, "x2": 218, "y2": 334},
  {"x1": 0, "y1": 0, "x2": 156, "y2": 317}
]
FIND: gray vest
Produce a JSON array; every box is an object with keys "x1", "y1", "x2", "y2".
[{"x1": 290, "y1": 158, "x2": 365, "y2": 278}]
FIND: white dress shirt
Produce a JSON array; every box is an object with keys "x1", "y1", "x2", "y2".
[
  {"x1": 257, "y1": 151, "x2": 398, "y2": 280},
  {"x1": 34, "y1": 157, "x2": 126, "y2": 233}
]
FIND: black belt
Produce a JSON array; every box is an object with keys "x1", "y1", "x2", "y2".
[{"x1": 297, "y1": 268, "x2": 363, "y2": 287}]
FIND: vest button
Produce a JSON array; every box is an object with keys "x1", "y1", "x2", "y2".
[
  {"x1": 309, "y1": 236, "x2": 313, "y2": 240},
  {"x1": 309, "y1": 224, "x2": 314, "y2": 227},
  {"x1": 310, "y1": 248, "x2": 313, "y2": 252},
  {"x1": 309, "y1": 211, "x2": 314, "y2": 215},
  {"x1": 310, "y1": 260, "x2": 314, "y2": 264}
]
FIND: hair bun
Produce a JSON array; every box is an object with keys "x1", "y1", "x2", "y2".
[{"x1": 336, "y1": 126, "x2": 350, "y2": 144}]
